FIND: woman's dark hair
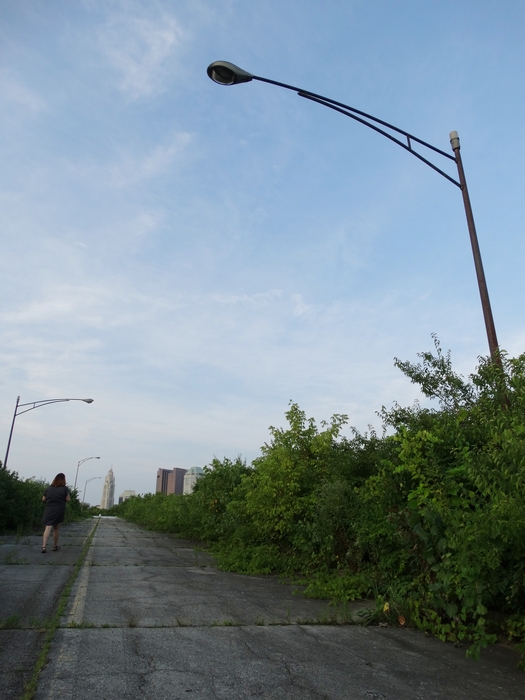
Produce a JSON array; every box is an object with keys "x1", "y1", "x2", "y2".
[{"x1": 51, "y1": 473, "x2": 66, "y2": 487}]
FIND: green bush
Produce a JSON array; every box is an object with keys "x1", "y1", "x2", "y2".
[{"x1": 115, "y1": 338, "x2": 525, "y2": 665}]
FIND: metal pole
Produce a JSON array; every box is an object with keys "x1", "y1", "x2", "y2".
[
  {"x1": 83, "y1": 478, "x2": 89, "y2": 506},
  {"x1": 3, "y1": 396, "x2": 20, "y2": 470},
  {"x1": 74, "y1": 461, "x2": 81, "y2": 491},
  {"x1": 450, "y1": 132, "x2": 499, "y2": 360}
]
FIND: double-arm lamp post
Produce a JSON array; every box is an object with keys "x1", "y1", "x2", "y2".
[
  {"x1": 3, "y1": 397, "x2": 94, "y2": 470},
  {"x1": 207, "y1": 61, "x2": 499, "y2": 361}
]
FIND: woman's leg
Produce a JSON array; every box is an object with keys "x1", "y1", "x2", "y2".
[
  {"x1": 42, "y1": 525, "x2": 52, "y2": 549},
  {"x1": 53, "y1": 523, "x2": 61, "y2": 547}
]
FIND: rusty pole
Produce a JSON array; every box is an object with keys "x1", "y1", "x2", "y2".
[{"x1": 449, "y1": 131, "x2": 499, "y2": 360}]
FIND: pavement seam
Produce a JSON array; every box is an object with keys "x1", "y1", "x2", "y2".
[{"x1": 19, "y1": 518, "x2": 99, "y2": 700}]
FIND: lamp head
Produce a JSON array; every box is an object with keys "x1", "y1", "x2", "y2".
[
  {"x1": 83, "y1": 399, "x2": 94, "y2": 404},
  {"x1": 207, "y1": 61, "x2": 253, "y2": 86}
]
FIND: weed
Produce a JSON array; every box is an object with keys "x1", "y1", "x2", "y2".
[
  {"x1": 4, "y1": 551, "x2": 29, "y2": 565},
  {"x1": 29, "y1": 617, "x2": 50, "y2": 630},
  {"x1": 127, "y1": 616, "x2": 139, "y2": 628},
  {"x1": 210, "y1": 619, "x2": 241, "y2": 627},
  {"x1": 0, "y1": 614, "x2": 22, "y2": 630}
]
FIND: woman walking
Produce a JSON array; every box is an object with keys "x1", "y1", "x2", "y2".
[{"x1": 41, "y1": 473, "x2": 70, "y2": 553}]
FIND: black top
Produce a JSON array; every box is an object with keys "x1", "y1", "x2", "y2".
[{"x1": 41, "y1": 485, "x2": 69, "y2": 526}]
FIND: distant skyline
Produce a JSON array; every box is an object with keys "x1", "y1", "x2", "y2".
[{"x1": 1, "y1": 1, "x2": 524, "y2": 495}]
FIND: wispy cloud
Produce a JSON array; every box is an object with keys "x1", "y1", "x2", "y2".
[
  {"x1": 107, "y1": 132, "x2": 193, "y2": 187},
  {"x1": 65, "y1": 132, "x2": 193, "y2": 189},
  {"x1": 99, "y1": 9, "x2": 185, "y2": 99},
  {"x1": 0, "y1": 69, "x2": 46, "y2": 112}
]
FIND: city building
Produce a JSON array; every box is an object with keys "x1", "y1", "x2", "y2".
[
  {"x1": 100, "y1": 468, "x2": 115, "y2": 509},
  {"x1": 156, "y1": 468, "x2": 187, "y2": 495},
  {"x1": 183, "y1": 467, "x2": 205, "y2": 495},
  {"x1": 118, "y1": 490, "x2": 136, "y2": 504}
]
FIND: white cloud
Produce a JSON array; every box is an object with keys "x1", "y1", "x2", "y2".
[
  {"x1": 0, "y1": 69, "x2": 46, "y2": 112},
  {"x1": 100, "y1": 10, "x2": 185, "y2": 99},
  {"x1": 292, "y1": 293, "x2": 310, "y2": 317}
]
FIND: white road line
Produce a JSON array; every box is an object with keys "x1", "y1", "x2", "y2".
[{"x1": 66, "y1": 522, "x2": 98, "y2": 626}]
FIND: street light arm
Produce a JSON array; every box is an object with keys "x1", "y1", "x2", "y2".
[
  {"x1": 15, "y1": 398, "x2": 94, "y2": 416},
  {"x1": 3, "y1": 397, "x2": 94, "y2": 471},
  {"x1": 296, "y1": 92, "x2": 460, "y2": 188},
  {"x1": 256, "y1": 76, "x2": 455, "y2": 159},
  {"x1": 207, "y1": 62, "x2": 459, "y2": 186}
]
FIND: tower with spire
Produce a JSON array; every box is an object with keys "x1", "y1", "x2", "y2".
[{"x1": 100, "y1": 467, "x2": 115, "y2": 509}]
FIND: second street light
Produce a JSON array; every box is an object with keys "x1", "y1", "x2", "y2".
[
  {"x1": 207, "y1": 61, "x2": 500, "y2": 362},
  {"x1": 74, "y1": 456, "x2": 101, "y2": 491},
  {"x1": 83, "y1": 476, "x2": 101, "y2": 509}
]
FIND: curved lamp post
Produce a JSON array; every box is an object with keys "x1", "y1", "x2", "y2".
[
  {"x1": 207, "y1": 61, "x2": 500, "y2": 361},
  {"x1": 74, "y1": 456, "x2": 101, "y2": 491},
  {"x1": 3, "y1": 397, "x2": 94, "y2": 470},
  {"x1": 83, "y1": 476, "x2": 101, "y2": 508}
]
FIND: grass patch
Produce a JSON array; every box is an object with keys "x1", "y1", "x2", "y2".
[
  {"x1": 0, "y1": 614, "x2": 22, "y2": 630},
  {"x1": 4, "y1": 551, "x2": 29, "y2": 565}
]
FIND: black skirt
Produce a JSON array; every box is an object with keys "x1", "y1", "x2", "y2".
[{"x1": 41, "y1": 486, "x2": 69, "y2": 526}]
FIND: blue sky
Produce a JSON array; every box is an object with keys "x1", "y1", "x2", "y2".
[{"x1": 1, "y1": 0, "x2": 524, "y2": 502}]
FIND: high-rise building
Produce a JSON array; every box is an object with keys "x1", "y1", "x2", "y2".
[
  {"x1": 100, "y1": 468, "x2": 115, "y2": 509},
  {"x1": 118, "y1": 489, "x2": 136, "y2": 504},
  {"x1": 156, "y1": 468, "x2": 187, "y2": 495},
  {"x1": 183, "y1": 467, "x2": 204, "y2": 495}
]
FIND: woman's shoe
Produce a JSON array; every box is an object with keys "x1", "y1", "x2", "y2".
[
  {"x1": 41, "y1": 546, "x2": 46, "y2": 553},
  {"x1": 52, "y1": 545, "x2": 61, "y2": 551}
]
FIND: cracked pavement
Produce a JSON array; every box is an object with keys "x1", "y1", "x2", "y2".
[{"x1": 2, "y1": 517, "x2": 524, "y2": 699}]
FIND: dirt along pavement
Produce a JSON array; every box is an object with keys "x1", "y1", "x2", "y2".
[{"x1": 1, "y1": 517, "x2": 524, "y2": 699}]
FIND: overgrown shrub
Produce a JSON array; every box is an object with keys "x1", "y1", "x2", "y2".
[{"x1": 115, "y1": 338, "x2": 525, "y2": 665}]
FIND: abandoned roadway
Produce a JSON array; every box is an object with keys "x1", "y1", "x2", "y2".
[{"x1": 1, "y1": 517, "x2": 524, "y2": 699}]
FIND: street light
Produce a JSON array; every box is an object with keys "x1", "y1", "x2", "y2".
[
  {"x1": 74, "y1": 456, "x2": 101, "y2": 491},
  {"x1": 207, "y1": 61, "x2": 500, "y2": 361},
  {"x1": 83, "y1": 476, "x2": 101, "y2": 508},
  {"x1": 2, "y1": 397, "x2": 94, "y2": 470}
]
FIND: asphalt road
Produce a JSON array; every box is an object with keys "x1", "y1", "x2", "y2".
[{"x1": 1, "y1": 517, "x2": 524, "y2": 699}]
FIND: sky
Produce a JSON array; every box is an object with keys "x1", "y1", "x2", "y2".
[{"x1": 1, "y1": 0, "x2": 524, "y2": 503}]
